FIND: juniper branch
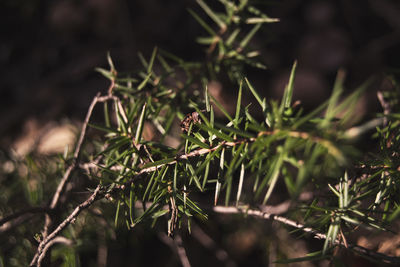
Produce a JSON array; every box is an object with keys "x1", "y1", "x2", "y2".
[{"x1": 81, "y1": 127, "x2": 344, "y2": 180}]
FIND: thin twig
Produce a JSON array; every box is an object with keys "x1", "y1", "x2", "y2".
[
  {"x1": 80, "y1": 140, "x2": 242, "y2": 177},
  {"x1": 174, "y1": 234, "x2": 191, "y2": 267},
  {"x1": 213, "y1": 206, "x2": 400, "y2": 265},
  {"x1": 158, "y1": 232, "x2": 191, "y2": 267},
  {"x1": 49, "y1": 94, "x2": 115, "y2": 210},
  {"x1": 191, "y1": 222, "x2": 236, "y2": 267},
  {"x1": 344, "y1": 117, "x2": 385, "y2": 139},
  {"x1": 36, "y1": 237, "x2": 73, "y2": 267},
  {"x1": 81, "y1": 127, "x2": 346, "y2": 182},
  {"x1": 0, "y1": 213, "x2": 34, "y2": 234},
  {"x1": 31, "y1": 184, "x2": 103, "y2": 267},
  {"x1": 0, "y1": 206, "x2": 49, "y2": 227},
  {"x1": 377, "y1": 91, "x2": 390, "y2": 126},
  {"x1": 42, "y1": 94, "x2": 116, "y2": 241}
]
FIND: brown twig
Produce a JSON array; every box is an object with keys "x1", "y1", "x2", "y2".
[
  {"x1": 42, "y1": 94, "x2": 116, "y2": 240},
  {"x1": 213, "y1": 206, "x2": 400, "y2": 265},
  {"x1": 30, "y1": 184, "x2": 103, "y2": 267},
  {"x1": 377, "y1": 91, "x2": 390, "y2": 126},
  {"x1": 36, "y1": 237, "x2": 73, "y2": 266},
  {"x1": 0, "y1": 206, "x2": 49, "y2": 227},
  {"x1": 158, "y1": 232, "x2": 191, "y2": 267},
  {"x1": 173, "y1": 234, "x2": 192, "y2": 267},
  {"x1": 0, "y1": 213, "x2": 34, "y2": 234},
  {"x1": 49, "y1": 94, "x2": 115, "y2": 211},
  {"x1": 191, "y1": 222, "x2": 236, "y2": 267},
  {"x1": 32, "y1": 91, "x2": 117, "y2": 266}
]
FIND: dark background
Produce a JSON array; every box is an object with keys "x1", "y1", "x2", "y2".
[
  {"x1": 1, "y1": 0, "x2": 400, "y2": 148},
  {"x1": 1, "y1": 1, "x2": 400, "y2": 266}
]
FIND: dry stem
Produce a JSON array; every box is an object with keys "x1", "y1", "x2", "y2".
[{"x1": 213, "y1": 206, "x2": 400, "y2": 265}]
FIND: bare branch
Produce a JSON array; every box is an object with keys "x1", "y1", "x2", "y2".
[
  {"x1": 173, "y1": 234, "x2": 192, "y2": 267},
  {"x1": 158, "y1": 232, "x2": 191, "y2": 267},
  {"x1": 0, "y1": 207, "x2": 49, "y2": 228},
  {"x1": 377, "y1": 91, "x2": 390, "y2": 126},
  {"x1": 213, "y1": 206, "x2": 400, "y2": 265},
  {"x1": 42, "y1": 94, "x2": 117, "y2": 242},
  {"x1": 30, "y1": 184, "x2": 103, "y2": 267},
  {"x1": 0, "y1": 213, "x2": 33, "y2": 234},
  {"x1": 191, "y1": 223, "x2": 236, "y2": 267},
  {"x1": 49, "y1": 94, "x2": 115, "y2": 211},
  {"x1": 36, "y1": 237, "x2": 73, "y2": 267}
]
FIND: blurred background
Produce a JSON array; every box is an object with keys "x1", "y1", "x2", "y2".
[
  {"x1": 1, "y1": 0, "x2": 400, "y2": 266},
  {"x1": 1, "y1": 0, "x2": 400, "y2": 148}
]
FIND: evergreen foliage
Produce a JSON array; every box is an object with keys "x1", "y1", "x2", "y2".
[{"x1": 1, "y1": 1, "x2": 400, "y2": 266}]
